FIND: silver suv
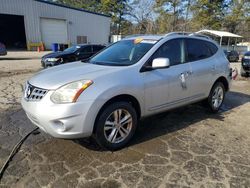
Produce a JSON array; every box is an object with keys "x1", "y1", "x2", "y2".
[{"x1": 21, "y1": 33, "x2": 231, "y2": 150}]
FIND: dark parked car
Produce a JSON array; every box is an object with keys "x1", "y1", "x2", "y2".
[
  {"x1": 241, "y1": 51, "x2": 250, "y2": 77},
  {"x1": 41, "y1": 44, "x2": 105, "y2": 68},
  {"x1": 224, "y1": 50, "x2": 239, "y2": 62},
  {"x1": 0, "y1": 42, "x2": 7, "y2": 56}
]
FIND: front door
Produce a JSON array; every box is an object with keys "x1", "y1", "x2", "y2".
[{"x1": 144, "y1": 38, "x2": 193, "y2": 115}]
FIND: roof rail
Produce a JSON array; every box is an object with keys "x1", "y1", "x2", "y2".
[
  {"x1": 164, "y1": 32, "x2": 211, "y2": 40},
  {"x1": 189, "y1": 33, "x2": 211, "y2": 40},
  {"x1": 165, "y1": 32, "x2": 191, "y2": 37}
]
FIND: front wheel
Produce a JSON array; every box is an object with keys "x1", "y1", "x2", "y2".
[
  {"x1": 93, "y1": 102, "x2": 137, "y2": 150},
  {"x1": 207, "y1": 82, "x2": 225, "y2": 113},
  {"x1": 240, "y1": 67, "x2": 247, "y2": 77}
]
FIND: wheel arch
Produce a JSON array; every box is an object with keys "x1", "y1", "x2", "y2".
[
  {"x1": 93, "y1": 94, "x2": 141, "y2": 133},
  {"x1": 212, "y1": 76, "x2": 229, "y2": 92}
]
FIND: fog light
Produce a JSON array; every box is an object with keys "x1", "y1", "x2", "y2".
[{"x1": 53, "y1": 120, "x2": 66, "y2": 132}]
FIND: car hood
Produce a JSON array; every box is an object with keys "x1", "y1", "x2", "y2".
[
  {"x1": 29, "y1": 62, "x2": 118, "y2": 90},
  {"x1": 42, "y1": 51, "x2": 74, "y2": 59}
]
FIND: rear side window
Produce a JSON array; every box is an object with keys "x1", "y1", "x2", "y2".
[
  {"x1": 206, "y1": 42, "x2": 218, "y2": 55},
  {"x1": 186, "y1": 39, "x2": 217, "y2": 62}
]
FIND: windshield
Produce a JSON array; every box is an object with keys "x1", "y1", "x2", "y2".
[
  {"x1": 64, "y1": 45, "x2": 80, "y2": 53},
  {"x1": 89, "y1": 39, "x2": 156, "y2": 66}
]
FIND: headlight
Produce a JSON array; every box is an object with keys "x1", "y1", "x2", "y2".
[
  {"x1": 46, "y1": 58, "x2": 60, "y2": 62},
  {"x1": 51, "y1": 80, "x2": 93, "y2": 103}
]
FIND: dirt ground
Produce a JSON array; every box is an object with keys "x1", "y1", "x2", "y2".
[{"x1": 0, "y1": 51, "x2": 250, "y2": 188}]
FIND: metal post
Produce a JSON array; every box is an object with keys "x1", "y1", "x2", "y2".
[
  {"x1": 220, "y1": 37, "x2": 223, "y2": 46},
  {"x1": 227, "y1": 37, "x2": 230, "y2": 51},
  {"x1": 235, "y1": 38, "x2": 237, "y2": 51}
]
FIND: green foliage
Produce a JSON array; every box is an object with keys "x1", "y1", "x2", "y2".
[
  {"x1": 191, "y1": 0, "x2": 226, "y2": 30},
  {"x1": 54, "y1": 0, "x2": 128, "y2": 34},
  {"x1": 51, "y1": 0, "x2": 250, "y2": 39},
  {"x1": 224, "y1": 0, "x2": 248, "y2": 33},
  {"x1": 154, "y1": 0, "x2": 188, "y2": 32}
]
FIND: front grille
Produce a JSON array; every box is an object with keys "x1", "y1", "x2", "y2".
[
  {"x1": 243, "y1": 66, "x2": 250, "y2": 71},
  {"x1": 24, "y1": 83, "x2": 48, "y2": 101}
]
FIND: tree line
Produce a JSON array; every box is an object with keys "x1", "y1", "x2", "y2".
[{"x1": 54, "y1": 0, "x2": 250, "y2": 40}]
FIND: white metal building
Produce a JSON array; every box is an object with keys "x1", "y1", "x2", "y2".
[{"x1": 0, "y1": 0, "x2": 111, "y2": 49}]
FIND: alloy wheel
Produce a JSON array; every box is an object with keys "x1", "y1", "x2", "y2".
[
  {"x1": 212, "y1": 86, "x2": 224, "y2": 109},
  {"x1": 104, "y1": 109, "x2": 133, "y2": 144}
]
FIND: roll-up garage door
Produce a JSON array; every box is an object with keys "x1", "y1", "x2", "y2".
[{"x1": 40, "y1": 18, "x2": 67, "y2": 49}]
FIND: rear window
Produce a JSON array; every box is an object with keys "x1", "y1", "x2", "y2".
[
  {"x1": 186, "y1": 39, "x2": 217, "y2": 62},
  {"x1": 93, "y1": 45, "x2": 104, "y2": 52},
  {"x1": 80, "y1": 46, "x2": 92, "y2": 53}
]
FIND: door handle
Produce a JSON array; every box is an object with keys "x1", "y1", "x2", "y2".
[
  {"x1": 180, "y1": 71, "x2": 192, "y2": 78},
  {"x1": 180, "y1": 73, "x2": 187, "y2": 89}
]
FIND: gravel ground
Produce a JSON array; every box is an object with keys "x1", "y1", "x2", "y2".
[{"x1": 0, "y1": 52, "x2": 250, "y2": 188}]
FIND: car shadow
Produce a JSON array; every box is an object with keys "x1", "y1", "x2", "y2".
[
  {"x1": 75, "y1": 90, "x2": 250, "y2": 151},
  {"x1": 0, "y1": 57, "x2": 40, "y2": 60}
]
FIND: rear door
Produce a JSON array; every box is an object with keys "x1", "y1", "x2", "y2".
[{"x1": 185, "y1": 38, "x2": 218, "y2": 100}]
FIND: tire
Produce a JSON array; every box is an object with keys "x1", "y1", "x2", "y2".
[
  {"x1": 241, "y1": 67, "x2": 247, "y2": 77},
  {"x1": 93, "y1": 102, "x2": 137, "y2": 151},
  {"x1": 206, "y1": 82, "x2": 225, "y2": 113},
  {"x1": 241, "y1": 73, "x2": 247, "y2": 77}
]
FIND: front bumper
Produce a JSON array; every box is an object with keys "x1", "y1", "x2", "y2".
[
  {"x1": 41, "y1": 59, "x2": 60, "y2": 68},
  {"x1": 242, "y1": 59, "x2": 250, "y2": 72},
  {"x1": 0, "y1": 50, "x2": 7, "y2": 56},
  {"x1": 21, "y1": 91, "x2": 98, "y2": 139}
]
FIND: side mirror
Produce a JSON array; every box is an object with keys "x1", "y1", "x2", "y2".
[{"x1": 152, "y1": 58, "x2": 170, "y2": 69}]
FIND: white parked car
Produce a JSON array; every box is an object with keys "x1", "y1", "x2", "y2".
[{"x1": 22, "y1": 33, "x2": 232, "y2": 150}]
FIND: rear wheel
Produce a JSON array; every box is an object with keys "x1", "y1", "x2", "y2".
[
  {"x1": 207, "y1": 82, "x2": 225, "y2": 113},
  {"x1": 94, "y1": 102, "x2": 137, "y2": 150}
]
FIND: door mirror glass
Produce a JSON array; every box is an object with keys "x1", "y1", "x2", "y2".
[{"x1": 152, "y1": 58, "x2": 170, "y2": 69}]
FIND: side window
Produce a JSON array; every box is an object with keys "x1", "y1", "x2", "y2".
[
  {"x1": 205, "y1": 41, "x2": 218, "y2": 55},
  {"x1": 186, "y1": 39, "x2": 211, "y2": 62},
  {"x1": 152, "y1": 39, "x2": 185, "y2": 66},
  {"x1": 93, "y1": 46, "x2": 104, "y2": 52},
  {"x1": 80, "y1": 46, "x2": 92, "y2": 53}
]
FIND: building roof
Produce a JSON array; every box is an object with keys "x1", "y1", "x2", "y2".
[
  {"x1": 196, "y1": 29, "x2": 242, "y2": 38},
  {"x1": 35, "y1": 0, "x2": 110, "y2": 18}
]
